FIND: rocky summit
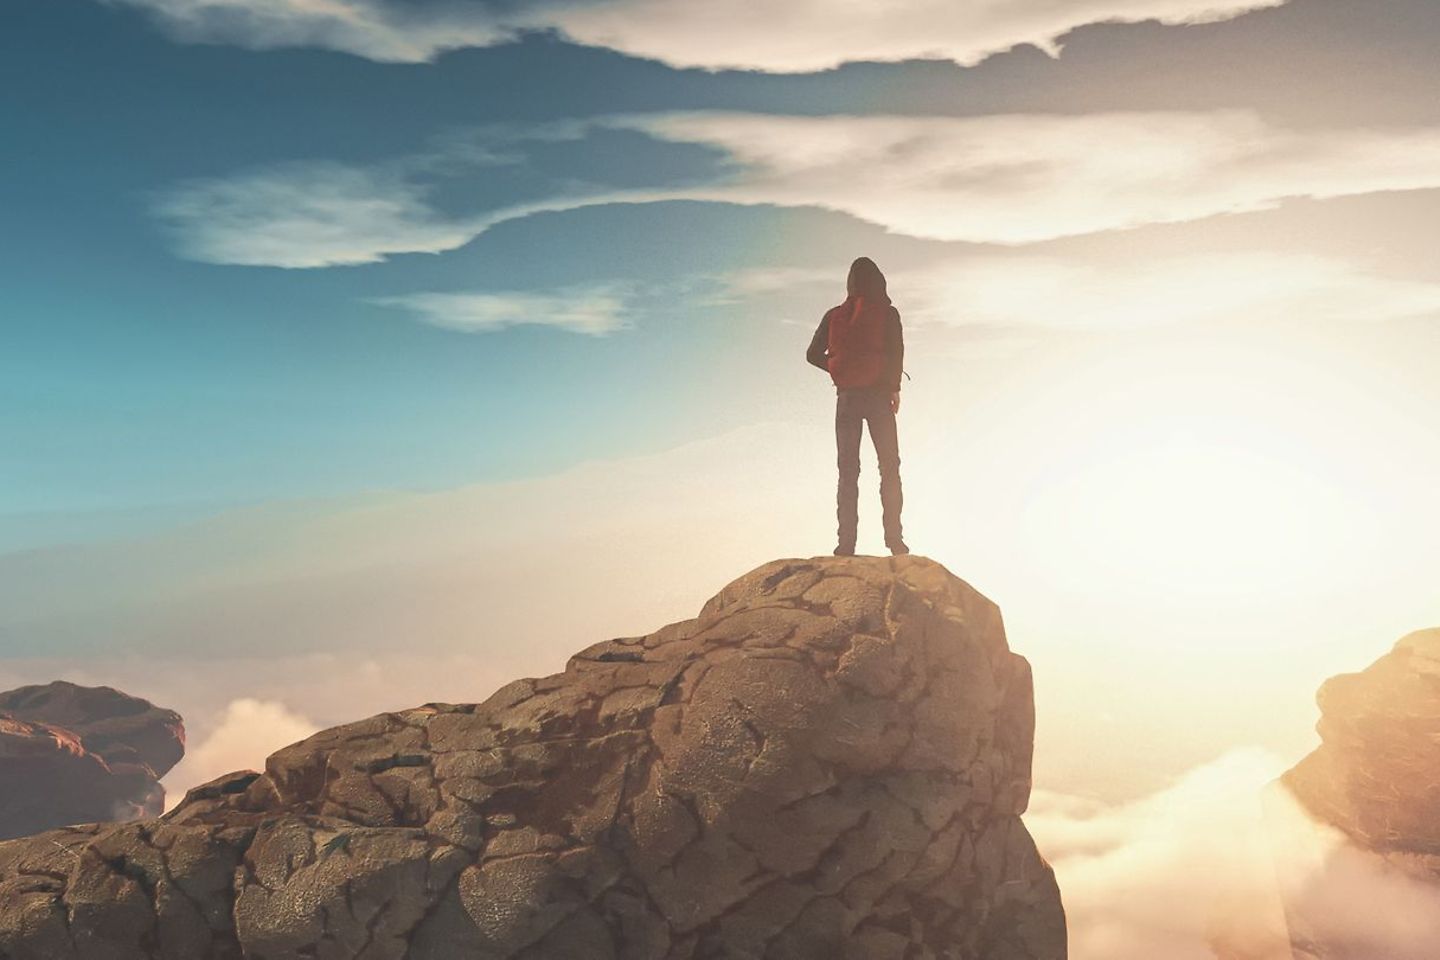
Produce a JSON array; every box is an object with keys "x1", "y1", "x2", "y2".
[
  {"x1": 0, "y1": 555, "x2": 1066, "y2": 960},
  {"x1": 0, "y1": 682, "x2": 185, "y2": 841}
]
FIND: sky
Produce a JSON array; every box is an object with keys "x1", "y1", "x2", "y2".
[{"x1": 5, "y1": 0, "x2": 1440, "y2": 956}]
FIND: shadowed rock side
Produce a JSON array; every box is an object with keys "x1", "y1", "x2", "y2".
[
  {"x1": 1279, "y1": 627, "x2": 1440, "y2": 960},
  {"x1": 0, "y1": 682, "x2": 185, "y2": 841},
  {"x1": 0, "y1": 556, "x2": 1066, "y2": 960}
]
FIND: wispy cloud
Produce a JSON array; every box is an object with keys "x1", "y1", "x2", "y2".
[
  {"x1": 625, "y1": 111, "x2": 1440, "y2": 243},
  {"x1": 723, "y1": 251, "x2": 1440, "y2": 330},
  {"x1": 104, "y1": 0, "x2": 509, "y2": 64},
  {"x1": 107, "y1": 0, "x2": 1285, "y2": 69},
  {"x1": 899, "y1": 252, "x2": 1440, "y2": 328},
  {"x1": 369, "y1": 286, "x2": 632, "y2": 335},
  {"x1": 151, "y1": 162, "x2": 478, "y2": 268},
  {"x1": 534, "y1": 0, "x2": 1288, "y2": 72},
  {"x1": 152, "y1": 111, "x2": 1440, "y2": 269},
  {"x1": 149, "y1": 132, "x2": 626, "y2": 267}
]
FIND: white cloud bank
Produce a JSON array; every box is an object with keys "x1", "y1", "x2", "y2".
[
  {"x1": 1033, "y1": 750, "x2": 1294, "y2": 959},
  {"x1": 152, "y1": 163, "x2": 478, "y2": 268},
  {"x1": 1035, "y1": 750, "x2": 1440, "y2": 960},
  {"x1": 155, "y1": 111, "x2": 1440, "y2": 268},
  {"x1": 109, "y1": 0, "x2": 1285, "y2": 70},
  {"x1": 628, "y1": 110, "x2": 1440, "y2": 243},
  {"x1": 370, "y1": 285, "x2": 631, "y2": 334},
  {"x1": 163, "y1": 697, "x2": 318, "y2": 804}
]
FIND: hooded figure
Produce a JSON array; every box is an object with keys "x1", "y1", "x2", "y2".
[{"x1": 806, "y1": 257, "x2": 907, "y2": 556}]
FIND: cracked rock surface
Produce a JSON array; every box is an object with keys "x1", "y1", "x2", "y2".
[
  {"x1": 0, "y1": 682, "x2": 185, "y2": 841},
  {"x1": 0, "y1": 555, "x2": 1066, "y2": 959}
]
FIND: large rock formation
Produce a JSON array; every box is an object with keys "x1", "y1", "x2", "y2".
[
  {"x1": 0, "y1": 682, "x2": 185, "y2": 841},
  {"x1": 1278, "y1": 628, "x2": 1440, "y2": 959},
  {"x1": 0, "y1": 555, "x2": 1066, "y2": 959}
]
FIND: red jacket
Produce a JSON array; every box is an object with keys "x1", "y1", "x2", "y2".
[{"x1": 807, "y1": 296, "x2": 904, "y2": 391}]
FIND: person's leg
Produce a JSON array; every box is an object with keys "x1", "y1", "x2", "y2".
[
  {"x1": 835, "y1": 391, "x2": 863, "y2": 555},
  {"x1": 865, "y1": 390, "x2": 906, "y2": 552}
]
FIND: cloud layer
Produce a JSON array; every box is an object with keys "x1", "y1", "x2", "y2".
[
  {"x1": 164, "y1": 697, "x2": 318, "y2": 804},
  {"x1": 629, "y1": 110, "x2": 1440, "y2": 243},
  {"x1": 370, "y1": 286, "x2": 631, "y2": 334},
  {"x1": 1031, "y1": 750, "x2": 1294, "y2": 959},
  {"x1": 154, "y1": 111, "x2": 1440, "y2": 270},
  {"x1": 110, "y1": 0, "x2": 1285, "y2": 69},
  {"x1": 106, "y1": 0, "x2": 508, "y2": 63},
  {"x1": 724, "y1": 251, "x2": 1440, "y2": 331},
  {"x1": 1032, "y1": 750, "x2": 1440, "y2": 959},
  {"x1": 875, "y1": 252, "x2": 1440, "y2": 329},
  {"x1": 152, "y1": 163, "x2": 478, "y2": 268}
]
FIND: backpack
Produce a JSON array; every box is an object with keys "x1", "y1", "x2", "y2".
[{"x1": 826, "y1": 296, "x2": 889, "y2": 389}]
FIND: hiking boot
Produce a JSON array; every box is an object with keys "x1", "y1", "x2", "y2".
[{"x1": 887, "y1": 540, "x2": 910, "y2": 556}]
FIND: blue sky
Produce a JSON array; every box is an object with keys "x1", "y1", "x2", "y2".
[
  {"x1": 6, "y1": 3, "x2": 965, "y2": 535},
  {"x1": 7, "y1": 0, "x2": 1440, "y2": 549}
]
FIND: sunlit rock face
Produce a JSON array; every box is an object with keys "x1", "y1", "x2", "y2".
[
  {"x1": 0, "y1": 682, "x2": 185, "y2": 841},
  {"x1": 1279, "y1": 628, "x2": 1440, "y2": 960},
  {"x1": 0, "y1": 555, "x2": 1066, "y2": 959}
]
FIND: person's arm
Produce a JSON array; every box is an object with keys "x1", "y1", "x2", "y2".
[
  {"x1": 883, "y1": 308, "x2": 904, "y2": 392},
  {"x1": 806, "y1": 313, "x2": 831, "y2": 372}
]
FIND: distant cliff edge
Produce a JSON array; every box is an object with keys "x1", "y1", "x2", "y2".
[
  {"x1": 1279, "y1": 628, "x2": 1440, "y2": 960},
  {"x1": 0, "y1": 681, "x2": 184, "y2": 841}
]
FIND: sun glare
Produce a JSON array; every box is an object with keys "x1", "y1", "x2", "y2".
[
  {"x1": 1018, "y1": 431, "x2": 1365, "y2": 601},
  {"x1": 917, "y1": 329, "x2": 1407, "y2": 644}
]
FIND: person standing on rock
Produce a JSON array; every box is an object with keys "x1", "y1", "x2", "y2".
[{"x1": 807, "y1": 256, "x2": 908, "y2": 557}]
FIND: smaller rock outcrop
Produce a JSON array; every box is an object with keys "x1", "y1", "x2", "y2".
[
  {"x1": 1283, "y1": 629, "x2": 1440, "y2": 850},
  {"x1": 1278, "y1": 628, "x2": 1440, "y2": 959},
  {"x1": 0, "y1": 682, "x2": 185, "y2": 840}
]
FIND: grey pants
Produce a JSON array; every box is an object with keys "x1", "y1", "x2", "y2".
[{"x1": 835, "y1": 387, "x2": 903, "y2": 549}]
